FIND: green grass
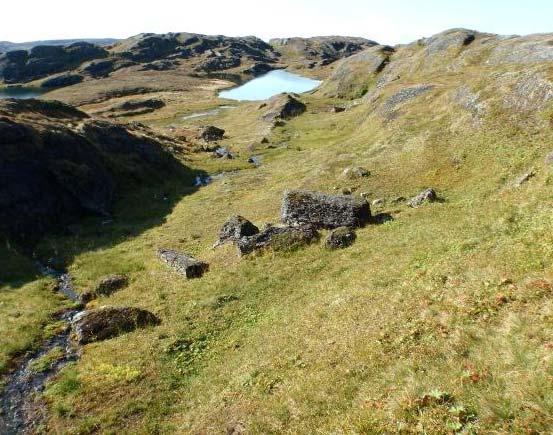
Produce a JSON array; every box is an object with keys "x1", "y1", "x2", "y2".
[{"x1": 3, "y1": 50, "x2": 553, "y2": 433}]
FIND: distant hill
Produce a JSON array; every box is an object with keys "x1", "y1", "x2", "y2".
[{"x1": 0, "y1": 38, "x2": 118, "y2": 52}]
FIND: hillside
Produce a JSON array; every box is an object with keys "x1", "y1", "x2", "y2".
[
  {"x1": 1, "y1": 28, "x2": 553, "y2": 434},
  {"x1": 0, "y1": 39, "x2": 117, "y2": 53}
]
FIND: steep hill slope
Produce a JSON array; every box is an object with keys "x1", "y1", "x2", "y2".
[{"x1": 1, "y1": 28, "x2": 553, "y2": 434}]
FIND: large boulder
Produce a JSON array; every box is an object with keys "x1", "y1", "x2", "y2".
[
  {"x1": 199, "y1": 125, "x2": 225, "y2": 142},
  {"x1": 72, "y1": 306, "x2": 160, "y2": 344},
  {"x1": 281, "y1": 190, "x2": 371, "y2": 228},
  {"x1": 262, "y1": 94, "x2": 306, "y2": 122},
  {"x1": 236, "y1": 224, "x2": 318, "y2": 255},
  {"x1": 95, "y1": 275, "x2": 129, "y2": 296},
  {"x1": 218, "y1": 215, "x2": 259, "y2": 245},
  {"x1": 157, "y1": 249, "x2": 209, "y2": 278}
]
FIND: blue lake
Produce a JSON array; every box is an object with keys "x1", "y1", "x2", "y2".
[
  {"x1": 219, "y1": 69, "x2": 321, "y2": 101},
  {"x1": 0, "y1": 87, "x2": 46, "y2": 99}
]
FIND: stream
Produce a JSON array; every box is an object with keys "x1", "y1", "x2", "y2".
[{"x1": 0, "y1": 268, "x2": 83, "y2": 434}]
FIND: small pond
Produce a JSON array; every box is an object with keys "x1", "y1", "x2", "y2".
[
  {"x1": 0, "y1": 87, "x2": 46, "y2": 99},
  {"x1": 219, "y1": 69, "x2": 321, "y2": 101}
]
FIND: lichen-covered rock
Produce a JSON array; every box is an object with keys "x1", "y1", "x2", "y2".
[
  {"x1": 342, "y1": 166, "x2": 370, "y2": 179},
  {"x1": 72, "y1": 306, "x2": 160, "y2": 344},
  {"x1": 325, "y1": 227, "x2": 357, "y2": 249},
  {"x1": 199, "y1": 125, "x2": 225, "y2": 142},
  {"x1": 236, "y1": 224, "x2": 318, "y2": 255},
  {"x1": 218, "y1": 216, "x2": 259, "y2": 245},
  {"x1": 407, "y1": 188, "x2": 438, "y2": 207},
  {"x1": 95, "y1": 275, "x2": 129, "y2": 296},
  {"x1": 157, "y1": 249, "x2": 209, "y2": 278},
  {"x1": 281, "y1": 190, "x2": 371, "y2": 229}
]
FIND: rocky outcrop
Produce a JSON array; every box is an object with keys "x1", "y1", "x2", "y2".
[
  {"x1": 104, "y1": 98, "x2": 165, "y2": 117},
  {"x1": 407, "y1": 188, "x2": 438, "y2": 207},
  {"x1": 95, "y1": 275, "x2": 129, "y2": 296},
  {"x1": 262, "y1": 94, "x2": 306, "y2": 122},
  {"x1": 40, "y1": 73, "x2": 84, "y2": 89},
  {"x1": 0, "y1": 98, "x2": 186, "y2": 245},
  {"x1": 72, "y1": 306, "x2": 160, "y2": 344},
  {"x1": 281, "y1": 190, "x2": 371, "y2": 228},
  {"x1": 270, "y1": 36, "x2": 378, "y2": 67},
  {"x1": 325, "y1": 227, "x2": 357, "y2": 249},
  {"x1": 342, "y1": 166, "x2": 370, "y2": 179},
  {"x1": 218, "y1": 216, "x2": 260, "y2": 245},
  {"x1": 0, "y1": 42, "x2": 108, "y2": 83},
  {"x1": 236, "y1": 224, "x2": 319, "y2": 255},
  {"x1": 157, "y1": 249, "x2": 209, "y2": 278}
]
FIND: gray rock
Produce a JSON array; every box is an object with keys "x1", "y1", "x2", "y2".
[
  {"x1": 281, "y1": 190, "x2": 371, "y2": 228},
  {"x1": 218, "y1": 215, "x2": 259, "y2": 245},
  {"x1": 95, "y1": 274, "x2": 129, "y2": 296},
  {"x1": 372, "y1": 198, "x2": 384, "y2": 206},
  {"x1": 407, "y1": 188, "x2": 438, "y2": 207},
  {"x1": 513, "y1": 170, "x2": 536, "y2": 187},
  {"x1": 330, "y1": 106, "x2": 346, "y2": 113},
  {"x1": 262, "y1": 94, "x2": 306, "y2": 122},
  {"x1": 545, "y1": 152, "x2": 553, "y2": 166},
  {"x1": 342, "y1": 166, "x2": 370, "y2": 179},
  {"x1": 199, "y1": 125, "x2": 225, "y2": 142},
  {"x1": 382, "y1": 85, "x2": 435, "y2": 114},
  {"x1": 157, "y1": 249, "x2": 209, "y2": 278},
  {"x1": 236, "y1": 224, "x2": 318, "y2": 255},
  {"x1": 72, "y1": 306, "x2": 160, "y2": 344},
  {"x1": 325, "y1": 226, "x2": 357, "y2": 249}
]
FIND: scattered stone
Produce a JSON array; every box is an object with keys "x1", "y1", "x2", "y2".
[
  {"x1": 199, "y1": 125, "x2": 225, "y2": 142},
  {"x1": 72, "y1": 306, "x2": 160, "y2": 344},
  {"x1": 372, "y1": 198, "x2": 384, "y2": 207},
  {"x1": 391, "y1": 196, "x2": 406, "y2": 204},
  {"x1": 157, "y1": 249, "x2": 209, "y2": 278},
  {"x1": 236, "y1": 224, "x2": 319, "y2": 255},
  {"x1": 218, "y1": 215, "x2": 260, "y2": 245},
  {"x1": 545, "y1": 152, "x2": 553, "y2": 166},
  {"x1": 95, "y1": 275, "x2": 129, "y2": 296},
  {"x1": 360, "y1": 192, "x2": 370, "y2": 199},
  {"x1": 407, "y1": 189, "x2": 438, "y2": 207},
  {"x1": 261, "y1": 137, "x2": 269, "y2": 144},
  {"x1": 513, "y1": 169, "x2": 536, "y2": 187},
  {"x1": 213, "y1": 147, "x2": 235, "y2": 159},
  {"x1": 342, "y1": 188, "x2": 352, "y2": 195},
  {"x1": 325, "y1": 226, "x2": 357, "y2": 249},
  {"x1": 330, "y1": 106, "x2": 346, "y2": 113},
  {"x1": 281, "y1": 190, "x2": 371, "y2": 228},
  {"x1": 342, "y1": 166, "x2": 370, "y2": 179}
]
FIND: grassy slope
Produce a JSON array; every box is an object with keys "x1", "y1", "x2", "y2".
[{"x1": 3, "y1": 39, "x2": 553, "y2": 433}]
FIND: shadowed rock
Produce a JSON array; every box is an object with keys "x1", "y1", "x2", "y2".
[
  {"x1": 218, "y1": 215, "x2": 260, "y2": 245},
  {"x1": 281, "y1": 190, "x2": 371, "y2": 228},
  {"x1": 158, "y1": 249, "x2": 209, "y2": 278},
  {"x1": 95, "y1": 275, "x2": 129, "y2": 296},
  {"x1": 236, "y1": 224, "x2": 319, "y2": 255},
  {"x1": 199, "y1": 125, "x2": 225, "y2": 142},
  {"x1": 72, "y1": 306, "x2": 160, "y2": 344},
  {"x1": 407, "y1": 188, "x2": 438, "y2": 207},
  {"x1": 325, "y1": 226, "x2": 357, "y2": 249},
  {"x1": 262, "y1": 93, "x2": 306, "y2": 122},
  {"x1": 41, "y1": 73, "x2": 83, "y2": 89}
]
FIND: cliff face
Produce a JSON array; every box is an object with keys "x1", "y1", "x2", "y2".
[{"x1": 0, "y1": 98, "x2": 188, "y2": 245}]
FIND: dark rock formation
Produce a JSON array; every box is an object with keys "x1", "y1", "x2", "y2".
[
  {"x1": 0, "y1": 98, "x2": 185, "y2": 245},
  {"x1": 41, "y1": 72, "x2": 83, "y2": 88},
  {"x1": 95, "y1": 275, "x2": 129, "y2": 296},
  {"x1": 72, "y1": 306, "x2": 160, "y2": 344},
  {"x1": 0, "y1": 42, "x2": 108, "y2": 83},
  {"x1": 199, "y1": 125, "x2": 225, "y2": 142},
  {"x1": 244, "y1": 63, "x2": 275, "y2": 76},
  {"x1": 157, "y1": 249, "x2": 209, "y2": 278},
  {"x1": 407, "y1": 188, "x2": 438, "y2": 207},
  {"x1": 325, "y1": 227, "x2": 357, "y2": 249},
  {"x1": 81, "y1": 58, "x2": 116, "y2": 77},
  {"x1": 195, "y1": 55, "x2": 241, "y2": 72},
  {"x1": 105, "y1": 98, "x2": 165, "y2": 117},
  {"x1": 262, "y1": 93, "x2": 306, "y2": 122},
  {"x1": 281, "y1": 190, "x2": 371, "y2": 228},
  {"x1": 236, "y1": 224, "x2": 319, "y2": 255},
  {"x1": 218, "y1": 216, "x2": 260, "y2": 245},
  {"x1": 141, "y1": 59, "x2": 178, "y2": 71}
]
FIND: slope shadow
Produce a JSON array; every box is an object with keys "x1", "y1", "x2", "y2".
[{"x1": 1, "y1": 163, "x2": 209, "y2": 288}]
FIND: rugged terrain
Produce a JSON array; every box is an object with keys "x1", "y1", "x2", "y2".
[{"x1": 1, "y1": 28, "x2": 553, "y2": 434}]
